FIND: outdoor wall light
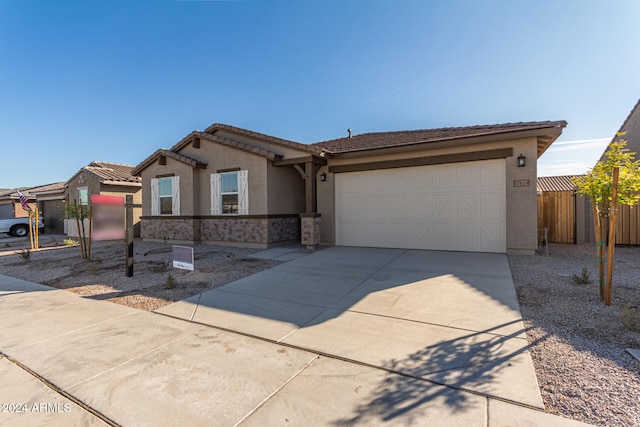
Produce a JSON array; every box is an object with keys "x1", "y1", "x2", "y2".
[
  {"x1": 320, "y1": 172, "x2": 327, "y2": 182},
  {"x1": 517, "y1": 154, "x2": 526, "y2": 167}
]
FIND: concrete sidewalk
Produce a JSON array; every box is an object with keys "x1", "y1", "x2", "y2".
[{"x1": 1, "y1": 254, "x2": 591, "y2": 426}]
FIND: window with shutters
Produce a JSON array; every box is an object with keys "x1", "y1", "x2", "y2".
[
  {"x1": 159, "y1": 177, "x2": 173, "y2": 215},
  {"x1": 151, "y1": 176, "x2": 180, "y2": 216},
  {"x1": 211, "y1": 170, "x2": 248, "y2": 215}
]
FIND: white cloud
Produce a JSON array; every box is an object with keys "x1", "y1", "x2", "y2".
[{"x1": 538, "y1": 137, "x2": 610, "y2": 177}]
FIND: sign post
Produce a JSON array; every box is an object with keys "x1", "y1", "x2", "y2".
[{"x1": 125, "y1": 195, "x2": 134, "y2": 277}]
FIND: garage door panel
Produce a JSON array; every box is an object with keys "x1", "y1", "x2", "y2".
[
  {"x1": 335, "y1": 159, "x2": 506, "y2": 253},
  {"x1": 457, "y1": 194, "x2": 478, "y2": 219},
  {"x1": 432, "y1": 193, "x2": 452, "y2": 219}
]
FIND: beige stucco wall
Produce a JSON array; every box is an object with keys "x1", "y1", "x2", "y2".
[
  {"x1": 505, "y1": 138, "x2": 538, "y2": 254},
  {"x1": 66, "y1": 173, "x2": 102, "y2": 206},
  {"x1": 317, "y1": 136, "x2": 540, "y2": 254},
  {"x1": 179, "y1": 141, "x2": 269, "y2": 215},
  {"x1": 316, "y1": 164, "x2": 334, "y2": 245},
  {"x1": 266, "y1": 162, "x2": 305, "y2": 214},
  {"x1": 140, "y1": 157, "x2": 194, "y2": 215}
]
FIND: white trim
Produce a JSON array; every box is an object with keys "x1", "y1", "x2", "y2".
[
  {"x1": 238, "y1": 170, "x2": 249, "y2": 215},
  {"x1": 171, "y1": 176, "x2": 180, "y2": 216},
  {"x1": 211, "y1": 174, "x2": 221, "y2": 215},
  {"x1": 150, "y1": 178, "x2": 159, "y2": 215}
]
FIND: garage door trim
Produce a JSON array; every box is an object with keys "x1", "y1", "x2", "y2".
[{"x1": 329, "y1": 148, "x2": 513, "y2": 174}]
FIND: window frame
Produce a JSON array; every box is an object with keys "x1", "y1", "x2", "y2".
[
  {"x1": 158, "y1": 177, "x2": 174, "y2": 215},
  {"x1": 77, "y1": 187, "x2": 89, "y2": 206},
  {"x1": 211, "y1": 170, "x2": 248, "y2": 216},
  {"x1": 151, "y1": 176, "x2": 180, "y2": 216},
  {"x1": 220, "y1": 172, "x2": 239, "y2": 215}
]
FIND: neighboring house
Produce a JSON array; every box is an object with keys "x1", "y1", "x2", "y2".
[
  {"x1": 537, "y1": 99, "x2": 640, "y2": 247},
  {"x1": 0, "y1": 183, "x2": 66, "y2": 233},
  {"x1": 134, "y1": 121, "x2": 566, "y2": 254},
  {"x1": 0, "y1": 187, "x2": 36, "y2": 218},
  {"x1": 65, "y1": 161, "x2": 142, "y2": 237},
  {"x1": 30, "y1": 182, "x2": 66, "y2": 234},
  {"x1": 536, "y1": 175, "x2": 592, "y2": 244},
  {"x1": 596, "y1": 99, "x2": 640, "y2": 245}
]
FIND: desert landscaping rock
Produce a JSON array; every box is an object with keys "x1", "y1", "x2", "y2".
[
  {"x1": 509, "y1": 243, "x2": 640, "y2": 427},
  {"x1": 0, "y1": 237, "x2": 281, "y2": 311}
]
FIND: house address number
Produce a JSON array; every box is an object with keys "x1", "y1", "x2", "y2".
[{"x1": 513, "y1": 179, "x2": 530, "y2": 187}]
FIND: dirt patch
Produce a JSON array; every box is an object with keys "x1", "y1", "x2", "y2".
[{"x1": 0, "y1": 236, "x2": 283, "y2": 311}]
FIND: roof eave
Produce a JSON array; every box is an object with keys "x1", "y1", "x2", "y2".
[
  {"x1": 205, "y1": 123, "x2": 322, "y2": 155},
  {"x1": 131, "y1": 149, "x2": 208, "y2": 176},
  {"x1": 323, "y1": 125, "x2": 567, "y2": 159},
  {"x1": 102, "y1": 180, "x2": 142, "y2": 187}
]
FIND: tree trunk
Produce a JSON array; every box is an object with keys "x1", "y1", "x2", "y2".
[
  {"x1": 605, "y1": 167, "x2": 620, "y2": 306},
  {"x1": 592, "y1": 199, "x2": 605, "y2": 300}
]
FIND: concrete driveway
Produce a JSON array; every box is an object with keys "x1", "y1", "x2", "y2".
[
  {"x1": 159, "y1": 247, "x2": 540, "y2": 408},
  {"x1": 0, "y1": 247, "x2": 590, "y2": 426}
]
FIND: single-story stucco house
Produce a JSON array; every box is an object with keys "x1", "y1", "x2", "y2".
[
  {"x1": 65, "y1": 161, "x2": 143, "y2": 237},
  {"x1": 30, "y1": 182, "x2": 66, "y2": 234},
  {"x1": 0, "y1": 183, "x2": 66, "y2": 233},
  {"x1": 0, "y1": 187, "x2": 34, "y2": 218},
  {"x1": 133, "y1": 121, "x2": 566, "y2": 255}
]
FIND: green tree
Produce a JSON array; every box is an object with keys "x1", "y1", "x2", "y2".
[{"x1": 573, "y1": 133, "x2": 640, "y2": 305}]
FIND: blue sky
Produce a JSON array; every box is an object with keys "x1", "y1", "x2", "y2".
[{"x1": 1, "y1": 0, "x2": 639, "y2": 188}]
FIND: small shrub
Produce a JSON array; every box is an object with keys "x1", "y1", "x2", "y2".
[
  {"x1": 4, "y1": 242, "x2": 10, "y2": 248},
  {"x1": 164, "y1": 273, "x2": 177, "y2": 290},
  {"x1": 227, "y1": 252, "x2": 235, "y2": 260},
  {"x1": 572, "y1": 267, "x2": 593, "y2": 285},
  {"x1": 621, "y1": 305, "x2": 640, "y2": 332},
  {"x1": 63, "y1": 239, "x2": 77, "y2": 246},
  {"x1": 18, "y1": 249, "x2": 31, "y2": 263}
]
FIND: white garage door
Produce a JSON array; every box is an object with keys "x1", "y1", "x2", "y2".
[{"x1": 335, "y1": 159, "x2": 506, "y2": 253}]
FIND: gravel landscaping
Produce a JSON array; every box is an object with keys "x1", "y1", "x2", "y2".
[
  {"x1": 0, "y1": 235, "x2": 281, "y2": 311},
  {"x1": 509, "y1": 243, "x2": 640, "y2": 427},
  {"x1": 1, "y1": 235, "x2": 638, "y2": 425}
]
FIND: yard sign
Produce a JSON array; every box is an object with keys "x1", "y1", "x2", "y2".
[{"x1": 172, "y1": 245, "x2": 194, "y2": 271}]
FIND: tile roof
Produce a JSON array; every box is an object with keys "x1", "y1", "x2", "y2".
[
  {"x1": 67, "y1": 161, "x2": 141, "y2": 186},
  {"x1": 169, "y1": 131, "x2": 283, "y2": 161},
  {"x1": 313, "y1": 121, "x2": 567, "y2": 155},
  {"x1": 537, "y1": 175, "x2": 584, "y2": 192},
  {"x1": 204, "y1": 123, "x2": 322, "y2": 154},
  {"x1": 28, "y1": 182, "x2": 65, "y2": 194},
  {"x1": 0, "y1": 183, "x2": 64, "y2": 199},
  {"x1": 0, "y1": 187, "x2": 30, "y2": 199},
  {"x1": 131, "y1": 149, "x2": 207, "y2": 176}
]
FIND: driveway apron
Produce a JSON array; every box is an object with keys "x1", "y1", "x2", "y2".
[{"x1": 157, "y1": 247, "x2": 543, "y2": 408}]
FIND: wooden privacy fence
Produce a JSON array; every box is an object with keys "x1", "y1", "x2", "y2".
[
  {"x1": 615, "y1": 204, "x2": 640, "y2": 245},
  {"x1": 538, "y1": 191, "x2": 575, "y2": 244},
  {"x1": 538, "y1": 190, "x2": 640, "y2": 245}
]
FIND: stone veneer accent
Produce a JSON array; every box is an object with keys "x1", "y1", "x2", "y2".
[
  {"x1": 141, "y1": 215, "x2": 299, "y2": 244},
  {"x1": 300, "y1": 213, "x2": 321, "y2": 250},
  {"x1": 142, "y1": 217, "x2": 197, "y2": 241}
]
